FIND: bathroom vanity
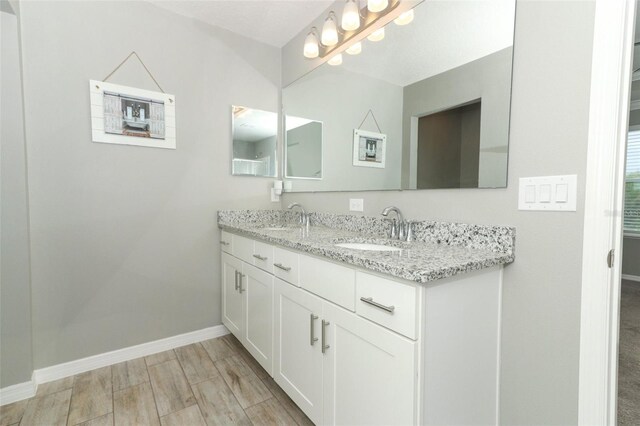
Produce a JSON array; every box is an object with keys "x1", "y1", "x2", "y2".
[{"x1": 218, "y1": 210, "x2": 514, "y2": 425}]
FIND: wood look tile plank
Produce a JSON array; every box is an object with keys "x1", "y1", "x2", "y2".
[
  {"x1": 145, "y1": 350, "x2": 176, "y2": 367},
  {"x1": 225, "y1": 375, "x2": 272, "y2": 409},
  {"x1": 67, "y1": 366, "x2": 112, "y2": 425},
  {"x1": 20, "y1": 388, "x2": 71, "y2": 426},
  {"x1": 174, "y1": 343, "x2": 219, "y2": 385},
  {"x1": 220, "y1": 334, "x2": 244, "y2": 354},
  {"x1": 148, "y1": 359, "x2": 195, "y2": 417},
  {"x1": 244, "y1": 398, "x2": 297, "y2": 426},
  {"x1": 191, "y1": 377, "x2": 251, "y2": 426},
  {"x1": 262, "y1": 377, "x2": 314, "y2": 426},
  {"x1": 36, "y1": 376, "x2": 74, "y2": 397},
  {"x1": 159, "y1": 405, "x2": 205, "y2": 426},
  {"x1": 0, "y1": 399, "x2": 28, "y2": 426},
  {"x1": 113, "y1": 382, "x2": 159, "y2": 426},
  {"x1": 112, "y1": 358, "x2": 149, "y2": 391},
  {"x1": 200, "y1": 338, "x2": 235, "y2": 362},
  {"x1": 239, "y1": 351, "x2": 269, "y2": 380},
  {"x1": 214, "y1": 356, "x2": 256, "y2": 385},
  {"x1": 74, "y1": 412, "x2": 113, "y2": 426}
]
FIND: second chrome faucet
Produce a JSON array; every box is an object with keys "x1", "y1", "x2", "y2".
[
  {"x1": 381, "y1": 206, "x2": 413, "y2": 241},
  {"x1": 288, "y1": 202, "x2": 309, "y2": 230}
]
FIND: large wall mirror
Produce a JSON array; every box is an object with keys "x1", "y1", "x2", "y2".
[
  {"x1": 231, "y1": 106, "x2": 277, "y2": 177},
  {"x1": 282, "y1": 0, "x2": 516, "y2": 192}
]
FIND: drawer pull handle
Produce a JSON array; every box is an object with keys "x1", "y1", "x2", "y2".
[
  {"x1": 360, "y1": 297, "x2": 395, "y2": 314},
  {"x1": 220, "y1": 241, "x2": 230, "y2": 246},
  {"x1": 253, "y1": 254, "x2": 268, "y2": 261},
  {"x1": 310, "y1": 314, "x2": 318, "y2": 346},
  {"x1": 273, "y1": 263, "x2": 292, "y2": 272},
  {"x1": 234, "y1": 271, "x2": 239, "y2": 291},
  {"x1": 321, "y1": 320, "x2": 330, "y2": 354}
]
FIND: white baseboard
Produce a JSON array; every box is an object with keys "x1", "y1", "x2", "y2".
[
  {"x1": 621, "y1": 274, "x2": 640, "y2": 283},
  {"x1": 1, "y1": 324, "x2": 228, "y2": 406},
  {"x1": 0, "y1": 377, "x2": 37, "y2": 406}
]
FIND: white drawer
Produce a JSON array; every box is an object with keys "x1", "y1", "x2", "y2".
[
  {"x1": 299, "y1": 254, "x2": 355, "y2": 311},
  {"x1": 220, "y1": 230, "x2": 233, "y2": 254},
  {"x1": 273, "y1": 247, "x2": 299, "y2": 285},
  {"x1": 355, "y1": 271, "x2": 419, "y2": 339},
  {"x1": 252, "y1": 241, "x2": 274, "y2": 274},
  {"x1": 233, "y1": 234, "x2": 254, "y2": 264}
]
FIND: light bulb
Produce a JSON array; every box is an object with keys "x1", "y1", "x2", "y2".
[
  {"x1": 321, "y1": 13, "x2": 339, "y2": 46},
  {"x1": 328, "y1": 54, "x2": 343, "y2": 66},
  {"x1": 367, "y1": 27, "x2": 385, "y2": 42},
  {"x1": 394, "y1": 9, "x2": 414, "y2": 25},
  {"x1": 367, "y1": 0, "x2": 388, "y2": 13},
  {"x1": 303, "y1": 28, "x2": 319, "y2": 58},
  {"x1": 341, "y1": 0, "x2": 360, "y2": 31},
  {"x1": 346, "y1": 41, "x2": 362, "y2": 55}
]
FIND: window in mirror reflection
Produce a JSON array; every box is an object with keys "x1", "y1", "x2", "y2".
[
  {"x1": 285, "y1": 116, "x2": 323, "y2": 179},
  {"x1": 231, "y1": 106, "x2": 277, "y2": 177}
]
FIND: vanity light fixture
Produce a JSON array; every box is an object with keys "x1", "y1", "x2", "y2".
[
  {"x1": 328, "y1": 53, "x2": 343, "y2": 66},
  {"x1": 367, "y1": 0, "x2": 388, "y2": 13},
  {"x1": 341, "y1": 0, "x2": 361, "y2": 31},
  {"x1": 304, "y1": 27, "x2": 320, "y2": 58},
  {"x1": 321, "y1": 12, "x2": 339, "y2": 46},
  {"x1": 367, "y1": 27, "x2": 385, "y2": 42},
  {"x1": 346, "y1": 41, "x2": 362, "y2": 55},
  {"x1": 393, "y1": 9, "x2": 414, "y2": 25}
]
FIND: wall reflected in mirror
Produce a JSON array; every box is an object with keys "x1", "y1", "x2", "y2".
[
  {"x1": 285, "y1": 116, "x2": 323, "y2": 179},
  {"x1": 282, "y1": 0, "x2": 515, "y2": 192},
  {"x1": 231, "y1": 106, "x2": 277, "y2": 177}
]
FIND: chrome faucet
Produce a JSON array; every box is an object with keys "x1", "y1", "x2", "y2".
[
  {"x1": 381, "y1": 206, "x2": 408, "y2": 241},
  {"x1": 288, "y1": 202, "x2": 309, "y2": 229}
]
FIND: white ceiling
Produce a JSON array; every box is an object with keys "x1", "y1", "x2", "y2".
[
  {"x1": 148, "y1": 0, "x2": 332, "y2": 48},
  {"x1": 233, "y1": 108, "x2": 278, "y2": 142},
  {"x1": 339, "y1": 0, "x2": 516, "y2": 87}
]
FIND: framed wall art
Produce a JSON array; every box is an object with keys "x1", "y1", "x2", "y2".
[
  {"x1": 353, "y1": 129, "x2": 386, "y2": 168},
  {"x1": 89, "y1": 80, "x2": 176, "y2": 149}
]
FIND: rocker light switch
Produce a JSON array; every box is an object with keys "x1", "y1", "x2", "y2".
[{"x1": 518, "y1": 175, "x2": 577, "y2": 211}]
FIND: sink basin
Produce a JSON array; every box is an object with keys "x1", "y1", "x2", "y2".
[{"x1": 334, "y1": 243, "x2": 402, "y2": 252}]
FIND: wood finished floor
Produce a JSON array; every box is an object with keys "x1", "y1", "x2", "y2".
[
  {"x1": 618, "y1": 279, "x2": 640, "y2": 426},
  {"x1": 0, "y1": 334, "x2": 313, "y2": 426}
]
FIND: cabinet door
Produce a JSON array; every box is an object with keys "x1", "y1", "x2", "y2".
[
  {"x1": 274, "y1": 278, "x2": 324, "y2": 425},
  {"x1": 242, "y1": 263, "x2": 274, "y2": 375},
  {"x1": 322, "y1": 302, "x2": 417, "y2": 426},
  {"x1": 221, "y1": 253, "x2": 244, "y2": 339}
]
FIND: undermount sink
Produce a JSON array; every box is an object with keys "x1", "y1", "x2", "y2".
[{"x1": 334, "y1": 243, "x2": 402, "y2": 252}]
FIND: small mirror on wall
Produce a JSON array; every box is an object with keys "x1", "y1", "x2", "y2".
[
  {"x1": 285, "y1": 116, "x2": 323, "y2": 179},
  {"x1": 231, "y1": 106, "x2": 277, "y2": 177}
]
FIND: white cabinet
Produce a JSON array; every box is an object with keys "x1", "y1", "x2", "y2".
[
  {"x1": 274, "y1": 278, "x2": 417, "y2": 426},
  {"x1": 274, "y1": 278, "x2": 324, "y2": 424},
  {"x1": 221, "y1": 252, "x2": 274, "y2": 375}
]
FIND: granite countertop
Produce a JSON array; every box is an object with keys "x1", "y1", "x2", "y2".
[{"x1": 218, "y1": 210, "x2": 515, "y2": 284}]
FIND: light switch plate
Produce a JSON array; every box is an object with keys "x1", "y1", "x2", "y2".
[
  {"x1": 518, "y1": 175, "x2": 577, "y2": 211},
  {"x1": 349, "y1": 198, "x2": 364, "y2": 212}
]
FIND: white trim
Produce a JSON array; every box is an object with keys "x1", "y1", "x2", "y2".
[
  {"x1": 0, "y1": 376, "x2": 37, "y2": 406},
  {"x1": 495, "y1": 267, "x2": 503, "y2": 425},
  {"x1": 621, "y1": 274, "x2": 640, "y2": 282},
  {"x1": 0, "y1": 325, "x2": 228, "y2": 406},
  {"x1": 578, "y1": 0, "x2": 635, "y2": 425}
]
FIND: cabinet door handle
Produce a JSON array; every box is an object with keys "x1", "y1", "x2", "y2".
[
  {"x1": 321, "y1": 320, "x2": 330, "y2": 354},
  {"x1": 273, "y1": 263, "x2": 292, "y2": 272},
  {"x1": 360, "y1": 297, "x2": 395, "y2": 313},
  {"x1": 310, "y1": 314, "x2": 319, "y2": 346},
  {"x1": 253, "y1": 254, "x2": 267, "y2": 261},
  {"x1": 220, "y1": 241, "x2": 230, "y2": 246},
  {"x1": 234, "y1": 271, "x2": 239, "y2": 291},
  {"x1": 238, "y1": 274, "x2": 245, "y2": 293}
]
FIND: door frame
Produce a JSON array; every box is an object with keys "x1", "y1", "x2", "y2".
[{"x1": 578, "y1": 0, "x2": 636, "y2": 424}]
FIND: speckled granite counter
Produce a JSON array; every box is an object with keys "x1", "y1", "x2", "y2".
[{"x1": 218, "y1": 210, "x2": 515, "y2": 284}]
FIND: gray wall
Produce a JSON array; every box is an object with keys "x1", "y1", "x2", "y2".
[
  {"x1": 623, "y1": 237, "x2": 640, "y2": 277},
  {"x1": 1, "y1": 1, "x2": 34, "y2": 388},
  {"x1": 18, "y1": 1, "x2": 278, "y2": 369},
  {"x1": 281, "y1": 1, "x2": 594, "y2": 424},
  {"x1": 286, "y1": 121, "x2": 323, "y2": 178},
  {"x1": 403, "y1": 47, "x2": 513, "y2": 189},
  {"x1": 283, "y1": 66, "x2": 403, "y2": 192}
]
